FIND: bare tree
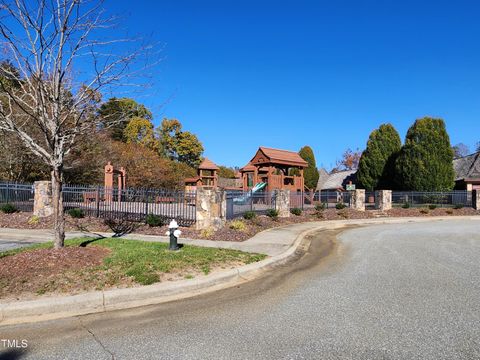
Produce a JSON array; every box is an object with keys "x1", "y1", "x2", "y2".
[
  {"x1": 0, "y1": 0, "x2": 153, "y2": 248},
  {"x1": 452, "y1": 143, "x2": 470, "y2": 158}
]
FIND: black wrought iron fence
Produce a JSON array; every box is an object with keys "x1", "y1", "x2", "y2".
[
  {"x1": 311, "y1": 191, "x2": 352, "y2": 209},
  {"x1": 226, "y1": 190, "x2": 277, "y2": 219},
  {"x1": 63, "y1": 185, "x2": 196, "y2": 226},
  {"x1": 392, "y1": 191, "x2": 472, "y2": 208},
  {"x1": 0, "y1": 182, "x2": 34, "y2": 211}
]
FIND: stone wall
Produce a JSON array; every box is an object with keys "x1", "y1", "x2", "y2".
[
  {"x1": 195, "y1": 188, "x2": 226, "y2": 230},
  {"x1": 350, "y1": 189, "x2": 365, "y2": 211},
  {"x1": 375, "y1": 190, "x2": 392, "y2": 211},
  {"x1": 274, "y1": 190, "x2": 290, "y2": 218},
  {"x1": 474, "y1": 190, "x2": 480, "y2": 210},
  {"x1": 33, "y1": 181, "x2": 54, "y2": 217}
]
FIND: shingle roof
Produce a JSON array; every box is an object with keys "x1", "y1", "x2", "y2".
[
  {"x1": 453, "y1": 152, "x2": 480, "y2": 180},
  {"x1": 240, "y1": 162, "x2": 255, "y2": 172},
  {"x1": 315, "y1": 168, "x2": 330, "y2": 191},
  {"x1": 320, "y1": 170, "x2": 357, "y2": 190},
  {"x1": 198, "y1": 158, "x2": 219, "y2": 170},
  {"x1": 256, "y1": 147, "x2": 308, "y2": 167}
]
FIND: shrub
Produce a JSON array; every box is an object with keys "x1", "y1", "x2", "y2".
[
  {"x1": 27, "y1": 215, "x2": 40, "y2": 225},
  {"x1": 420, "y1": 208, "x2": 429, "y2": 214},
  {"x1": 0, "y1": 203, "x2": 17, "y2": 214},
  {"x1": 402, "y1": 202, "x2": 411, "y2": 209},
  {"x1": 290, "y1": 207, "x2": 302, "y2": 216},
  {"x1": 104, "y1": 215, "x2": 139, "y2": 237},
  {"x1": 337, "y1": 209, "x2": 349, "y2": 219},
  {"x1": 146, "y1": 214, "x2": 166, "y2": 227},
  {"x1": 243, "y1": 211, "x2": 256, "y2": 220},
  {"x1": 67, "y1": 208, "x2": 85, "y2": 218},
  {"x1": 266, "y1": 209, "x2": 279, "y2": 219},
  {"x1": 200, "y1": 227, "x2": 214, "y2": 238},
  {"x1": 453, "y1": 204, "x2": 464, "y2": 210},
  {"x1": 428, "y1": 204, "x2": 437, "y2": 210},
  {"x1": 335, "y1": 202, "x2": 346, "y2": 210},
  {"x1": 229, "y1": 220, "x2": 247, "y2": 231},
  {"x1": 315, "y1": 203, "x2": 326, "y2": 212}
]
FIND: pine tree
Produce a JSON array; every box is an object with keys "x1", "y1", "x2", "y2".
[
  {"x1": 357, "y1": 124, "x2": 401, "y2": 190},
  {"x1": 395, "y1": 117, "x2": 455, "y2": 191},
  {"x1": 298, "y1": 146, "x2": 319, "y2": 190}
]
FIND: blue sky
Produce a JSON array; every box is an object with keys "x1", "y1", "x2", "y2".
[{"x1": 109, "y1": 0, "x2": 480, "y2": 169}]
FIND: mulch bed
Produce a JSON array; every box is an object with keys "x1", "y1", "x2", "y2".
[
  {"x1": 0, "y1": 246, "x2": 111, "y2": 300},
  {"x1": 0, "y1": 207, "x2": 478, "y2": 243}
]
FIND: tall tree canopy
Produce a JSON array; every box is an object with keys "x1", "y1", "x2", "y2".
[
  {"x1": 158, "y1": 118, "x2": 204, "y2": 167},
  {"x1": 395, "y1": 117, "x2": 455, "y2": 191},
  {"x1": 357, "y1": 124, "x2": 401, "y2": 190},
  {"x1": 99, "y1": 98, "x2": 153, "y2": 141},
  {"x1": 298, "y1": 146, "x2": 319, "y2": 189}
]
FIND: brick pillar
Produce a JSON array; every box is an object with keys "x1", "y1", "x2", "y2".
[
  {"x1": 33, "y1": 181, "x2": 54, "y2": 217},
  {"x1": 274, "y1": 189, "x2": 290, "y2": 218},
  {"x1": 350, "y1": 189, "x2": 365, "y2": 211},
  {"x1": 195, "y1": 188, "x2": 226, "y2": 230},
  {"x1": 375, "y1": 190, "x2": 392, "y2": 211},
  {"x1": 473, "y1": 190, "x2": 480, "y2": 210}
]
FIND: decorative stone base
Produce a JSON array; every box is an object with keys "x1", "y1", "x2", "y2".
[
  {"x1": 474, "y1": 190, "x2": 480, "y2": 211},
  {"x1": 350, "y1": 189, "x2": 366, "y2": 211},
  {"x1": 274, "y1": 190, "x2": 290, "y2": 217},
  {"x1": 33, "y1": 181, "x2": 54, "y2": 217},
  {"x1": 195, "y1": 188, "x2": 226, "y2": 230},
  {"x1": 375, "y1": 190, "x2": 392, "y2": 211}
]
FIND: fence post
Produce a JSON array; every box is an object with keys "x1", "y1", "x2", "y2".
[
  {"x1": 473, "y1": 190, "x2": 480, "y2": 210},
  {"x1": 33, "y1": 181, "x2": 54, "y2": 217},
  {"x1": 144, "y1": 189, "x2": 149, "y2": 219},
  {"x1": 195, "y1": 187, "x2": 226, "y2": 230},
  {"x1": 274, "y1": 189, "x2": 290, "y2": 217},
  {"x1": 95, "y1": 185, "x2": 100, "y2": 218},
  {"x1": 375, "y1": 190, "x2": 392, "y2": 211},
  {"x1": 350, "y1": 189, "x2": 365, "y2": 211}
]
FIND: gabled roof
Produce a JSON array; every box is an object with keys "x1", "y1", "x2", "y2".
[
  {"x1": 251, "y1": 147, "x2": 308, "y2": 167},
  {"x1": 454, "y1": 152, "x2": 480, "y2": 180},
  {"x1": 240, "y1": 162, "x2": 255, "y2": 172},
  {"x1": 320, "y1": 170, "x2": 357, "y2": 191},
  {"x1": 198, "y1": 158, "x2": 219, "y2": 170},
  {"x1": 315, "y1": 168, "x2": 330, "y2": 191}
]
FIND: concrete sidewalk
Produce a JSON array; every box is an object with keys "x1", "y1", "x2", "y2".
[
  {"x1": 0, "y1": 223, "x2": 317, "y2": 256},
  {"x1": 1, "y1": 215, "x2": 479, "y2": 255}
]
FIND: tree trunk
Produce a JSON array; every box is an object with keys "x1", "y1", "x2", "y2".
[{"x1": 51, "y1": 167, "x2": 65, "y2": 249}]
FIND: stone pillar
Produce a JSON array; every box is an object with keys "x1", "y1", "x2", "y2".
[
  {"x1": 33, "y1": 181, "x2": 54, "y2": 217},
  {"x1": 473, "y1": 190, "x2": 480, "y2": 210},
  {"x1": 349, "y1": 189, "x2": 365, "y2": 211},
  {"x1": 195, "y1": 188, "x2": 226, "y2": 230},
  {"x1": 375, "y1": 190, "x2": 392, "y2": 211},
  {"x1": 274, "y1": 189, "x2": 290, "y2": 218}
]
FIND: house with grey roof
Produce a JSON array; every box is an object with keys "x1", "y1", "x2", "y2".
[
  {"x1": 453, "y1": 152, "x2": 480, "y2": 191},
  {"x1": 316, "y1": 169, "x2": 357, "y2": 191}
]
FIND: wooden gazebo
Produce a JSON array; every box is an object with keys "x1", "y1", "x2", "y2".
[
  {"x1": 240, "y1": 147, "x2": 307, "y2": 193},
  {"x1": 185, "y1": 158, "x2": 219, "y2": 191}
]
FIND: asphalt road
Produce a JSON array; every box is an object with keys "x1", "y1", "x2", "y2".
[{"x1": 1, "y1": 219, "x2": 480, "y2": 360}]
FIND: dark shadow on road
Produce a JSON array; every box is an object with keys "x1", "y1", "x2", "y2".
[{"x1": 0, "y1": 349, "x2": 28, "y2": 360}]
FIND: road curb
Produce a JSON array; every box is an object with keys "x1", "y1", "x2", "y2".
[{"x1": 1, "y1": 215, "x2": 479, "y2": 326}]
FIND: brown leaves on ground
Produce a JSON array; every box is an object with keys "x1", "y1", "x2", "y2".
[{"x1": 0, "y1": 246, "x2": 110, "y2": 300}]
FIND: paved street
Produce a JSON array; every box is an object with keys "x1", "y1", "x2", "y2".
[{"x1": 1, "y1": 219, "x2": 480, "y2": 359}]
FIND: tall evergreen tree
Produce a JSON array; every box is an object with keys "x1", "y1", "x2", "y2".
[
  {"x1": 395, "y1": 117, "x2": 455, "y2": 191},
  {"x1": 357, "y1": 124, "x2": 401, "y2": 190},
  {"x1": 298, "y1": 146, "x2": 319, "y2": 190}
]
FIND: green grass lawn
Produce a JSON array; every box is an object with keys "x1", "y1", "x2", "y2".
[{"x1": 0, "y1": 238, "x2": 267, "y2": 297}]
